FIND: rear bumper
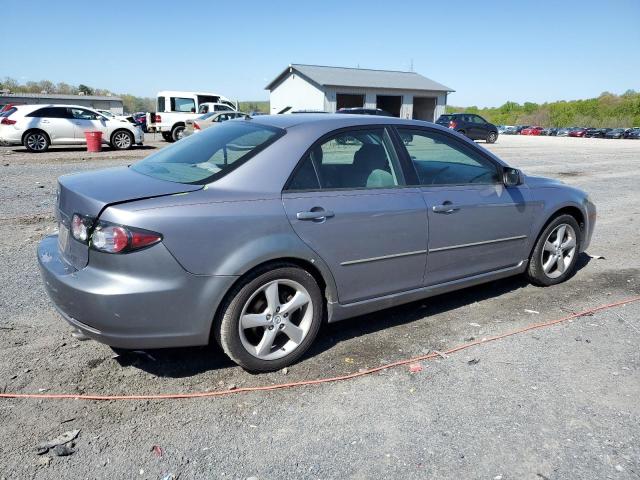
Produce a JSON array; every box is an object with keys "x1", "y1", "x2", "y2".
[{"x1": 37, "y1": 235, "x2": 237, "y2": 349}]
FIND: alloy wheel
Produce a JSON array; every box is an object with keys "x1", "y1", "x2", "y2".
[
  {"x1": 238, "y1": 279, "x2": 313, "y2": 361},
  {"x1": 540, "y1": 223, "x2": 577, "y2": 279},
  {"x1": 113, "y1": 132, "x2": 131, "y2": 149},
  {"x1": 27, "y1": 133, "x2": 47, "y2": 151}
]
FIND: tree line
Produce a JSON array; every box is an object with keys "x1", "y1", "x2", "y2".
[
  {"x1": 446, "y1": 90, "x2": 640, "y2": 128},
  {"x1": 0, "y1": 77, "x2": 155, "y2": 113}
]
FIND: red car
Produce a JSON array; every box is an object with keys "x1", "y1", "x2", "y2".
[
  {"x1": 568, "y1": 128, "x2": 588, "y2": 137},
  {"x1": 521, "y1": 126, "x2": 544, "y2": 135}
]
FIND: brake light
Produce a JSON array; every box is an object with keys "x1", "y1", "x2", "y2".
[
  {"x1": 154, "y1": 114, "x2": 161, "y2": 123},
  {"x1": 448, "y1": 120, "x2": 457, "y2": 129},
  {"x1": 91, "y1": 221, "x2": 162, "y2": 254},
  {"x1": 1, "y1": 117, "x2": 16, "y2": 125},
  {"x1": 193, "y1": 122, "x2": 200, "y2": 130}
]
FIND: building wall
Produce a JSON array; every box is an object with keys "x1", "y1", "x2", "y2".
[
  {"x1": 269, "y1": 72, "x2": 325, "y2": 114},
  {"x1": 0, "y1": 96, "x2": 123, "y2": 114}
]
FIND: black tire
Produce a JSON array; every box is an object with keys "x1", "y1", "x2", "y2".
[
  {"x1": 161, "y1": 132, "x2": 173, "y2": 142},
  {"x1": 486, "y1": 131, "x2": 498, "y2": 143},
  {"x1": 110, "y1": 129, "x2": 134, "y2": 150},
  {"x1": 23, "y1": 130, "x2": 50, "y2": 152},
  {"x1": 526, "y1": 214, "x2": 582, "y2": 286},
  {"x1": 171, "y1": 124, "x2": 185, "y2": 142},
  {"x1": 215, "y1": 264, "x2": 323, "y2": 372}
]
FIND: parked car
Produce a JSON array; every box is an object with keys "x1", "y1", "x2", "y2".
[
  {"x1": 146, "y1": 91, "x2": 238, "y2": 142},
  {"x1": 556, "y1": 128, "x2": 571, "y2": 137},
  {"x1": 625, "y1": 128, "x2": 640, "y2": 139},
  {"x1": 198, "y1": 102, "x2": 238, "y2": 114},
  {"x1": 183, "y1": 111, "x2": 247, "y2": 137},
  {"x1": 131, "y1": 112, "x2": 147, "y2": 133},
  {"x1": 568, "y1": 128, "x2": 588, "y2": 137},
  {"x1": 603, "y1": 128, "x2": 626, "y2": 139},
  {"x1": 95, "y1": 109, "x2": 132, "y2": 123},
  {"x1": 501, "y1": 125, "x2": 517, "y2": 135},
  {"x1": 337, "y1": 108, "x2": 393, "y2": 116},
  {"x1": 584, "y1": 128, "x2": 611, "y2": 138},
  {"x1": 0, "y1": 104, "x2": 143, "y2": 152},
  {"x1": 435, "y1": 113, "x2": 499, "y2": 143},
  {"x1": 514, "y1": 125, "x2": 530, "y2": 135},
  {"x1": 37, "y1": 114, "x2": 595, "y2": 371},
  {"x1": 541, "y1": 127, "x2": 558, "y2": 136},
  {"x1": 521, "y1": 126, "x2": 544, "y2": 136}
]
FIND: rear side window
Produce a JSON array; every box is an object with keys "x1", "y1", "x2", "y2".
[
  {"x1": 286, "y1": 128, "x2": 402, "y2": 191},
  {"x1": 436, "y1": 115, "x2": 453, "y2": 123},
  {"x1": 397, "y1": 128, "x2": 500, "y2": 186},
  {"x1": 132, "y1": 121, "x2": 283, "y2": 185},
  {"x1": 157, "y1": 97, "x2": 165, "y2": 112},
  {"x1": 170, "y1": 97, "x2": 196, "y2": 112},
  {"x1": 27, "y1": 107, "x2": 70, "y2": 118}
]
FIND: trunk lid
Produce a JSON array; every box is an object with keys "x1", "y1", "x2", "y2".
[{"x1": 56, "y1": 166, "x2": 202, "y2": 269}]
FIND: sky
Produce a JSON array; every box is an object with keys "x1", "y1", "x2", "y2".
[{"x1": 1, "y1": 0, "x2": 638, "y2": 107}]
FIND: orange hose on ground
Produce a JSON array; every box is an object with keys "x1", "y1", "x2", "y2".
[{"x1": 1, "y1": 295, "x2": 639, "y2": 401}]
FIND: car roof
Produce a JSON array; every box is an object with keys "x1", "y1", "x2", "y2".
[{"x1": 248, "y1": 113, "x2": 442, "y2": 130}]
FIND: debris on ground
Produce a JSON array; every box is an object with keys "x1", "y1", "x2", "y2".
[
  {"x1": 281, "y1": 367, "x2": 289, "y2": 375},
  {"x1": 467, "y1": 358, "x2": 480, "y2": 365},
  {"x1": 36, "y1": 429, "x2": 80, "y2": 455},
  {"x1": 433, "y1": 351, "x2": 448, "y2": 359},
  {"x1": 524, "y1": 309, "x2": 540, "y2": 314},
  {"x1": 468, "y1": 322, "x2": 481, "y2": 327},
  {"x1": 588, "y1": 254, "x2": 606, "y2": 260},
  {"x1": 344, "y1": 357, "x2": 354, "y2": 364},
  {"x1": 53, "y1": 444, "x2": 75, "y2": 457},
  {"x1": 408, "y1": 363, "x2": 423, "y2": 373},
  {"x1": 151, "y1": 445, "x2": 164, "y2": 457}
]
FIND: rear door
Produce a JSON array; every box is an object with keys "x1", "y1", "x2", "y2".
[
  {"x1": 396, "y1": 127, "x2": 533, "y2": 286},
  {"x1": 282, "y1": 126, "x2": 428, "y2": 304},
  {"x1": 28, "y1": 107, "x2": 75, "y2": 142}
]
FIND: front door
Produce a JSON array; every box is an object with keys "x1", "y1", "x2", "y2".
[
  {"x1": 282, "y1": 127, "x2": 428, "y2": 304},
  {"x1": 70, "y1": 108, "x2": 109, "y2": 142},
  {"x1": 396, "y1": 127, "x2": 533, "y2": 286}
]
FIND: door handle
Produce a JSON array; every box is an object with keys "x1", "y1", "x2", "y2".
[
  {"x1": 41, "y1": 120, "x2": 50, "y2": 124},
  {"x1": 432, "y1": 202, "x2": 460, "y2": 214},
  {"x1": 296, "y1": 209, "x2": 335, "y2": 221}
]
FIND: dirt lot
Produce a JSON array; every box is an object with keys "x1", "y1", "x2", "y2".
[{"x1": 1, "y1": 134, "x2": 639, "y2": 479}]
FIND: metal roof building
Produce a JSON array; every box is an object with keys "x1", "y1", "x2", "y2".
[
  {"x1": 0, "y1": 93, "x2": 124, "y2": 114},
  {"x1": 266, "y1": 64, "x2": 454, "y2": 121}
]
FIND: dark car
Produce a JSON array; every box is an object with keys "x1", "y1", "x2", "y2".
[
  {"x1": 435, "y1": 113, "x2": 498, "y2": 143},
  {"x1": 541, "y1": 127, "x2": 558, "y2": 136},
  {"x1": 605, "y1": 128, "x2": 627, "y2": 139},
  {"x1": 337, "y1": 108, "x2": 393, "y2": 116},
  {"x1": 131, "y1": 112, "x2": 147, "y2": 133},
  {"x1": 625, "y1": 128, "x2": 640, "y2": 139},
  {"x1": 584, "y1": 128, "x2": 611, "y2": 138}
]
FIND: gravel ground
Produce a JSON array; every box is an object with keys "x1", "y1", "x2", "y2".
[{"x1": 0, "y1": 134, "x2": 639, "y2": 479}]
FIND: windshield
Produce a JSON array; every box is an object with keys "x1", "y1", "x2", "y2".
[{"x1": 132, "y1": 121, "x2": 283, "y2": 184}]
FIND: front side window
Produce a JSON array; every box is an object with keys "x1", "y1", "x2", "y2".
[
  {"x1": 70, "y1": 108, "x2": 101, "y2": 120},
  {"x1": 286, "y1": 128, "x2": 402, "y2": 191},
  {"x1": 397, "y1": 128, "x2": 500, "y2": 186},
  {"x1": 170, "y1": 97, "x2": 196, "y2": 113},
  {"x1": 132, "y1": 121, "x2": 283, "y2": 184}
]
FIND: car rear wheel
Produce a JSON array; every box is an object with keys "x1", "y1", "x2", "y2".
[
  {"x1": 24, "y1": 130, "x2": 50, "y2": 152},
  {"x1": 161, "y1": 132, "x2": 172, "y2": 142},
  {"x1": 526, "y1": 214, "x2": 581, "y2": 286},
  {"x1": 111, "y1": 130, "x2": 133, "y2": 150},
  {"x1": 216, "y1": 265, "x2": 323, "y2": 372},
  {"x1": 171, "y1": 124, "x2": 185, "y2": 142},
  {"x1": 486, "y1": 131, "x2": 498, "y2": 143}
]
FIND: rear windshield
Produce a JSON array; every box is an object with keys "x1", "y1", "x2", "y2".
[
  {"x1": 436, "y1": 115, "x2": 453, "y2": 123},
  {"x1": 132, "y1": 121, "x2": 284, "y2": 185}
]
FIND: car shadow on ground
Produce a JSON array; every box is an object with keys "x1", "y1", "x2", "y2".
[
  {"x1": 10, "y1": 145, "x2": 156, "y2": 153},
  {"x1": 116, "y1": 254, "x2": 591, "y2": 378}
]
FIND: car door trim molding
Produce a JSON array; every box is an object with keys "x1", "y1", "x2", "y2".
[
  {"x1": 429, "y1": 235, "x2": 527, "y2": 253},
  {"x1": 340, "y1": 249, "x2": 427, "y2": 266}
]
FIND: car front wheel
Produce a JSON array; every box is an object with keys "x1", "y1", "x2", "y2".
[
  {"x1": 526, "y1": 214, "x2": 581, "y2": 286},
  {"x1": 111, "y1": 130, "x2": 133, "y2": 150},
  {"x1": 216, "y1": 265, "x2": 323, "y2": 372}
]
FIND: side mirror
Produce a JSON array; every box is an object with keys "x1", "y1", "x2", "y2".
[{"x1": 503, "y1": 167, "x2": 523, "y2": 187}]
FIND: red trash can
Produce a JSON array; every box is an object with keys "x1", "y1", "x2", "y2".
[{"x1": 84, "y1": 131, "x2": 103, "y2": 152}]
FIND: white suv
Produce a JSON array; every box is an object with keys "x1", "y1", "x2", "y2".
[{"x1": 0, "y1": 104, "x2": 144, "y2": 152}]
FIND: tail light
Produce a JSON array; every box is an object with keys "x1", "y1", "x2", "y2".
[
  {"x1": 70, "y1": 214, "x2": 162, "y2": 254},
  {"x1": 193, "y1": 122, "x2": 201, "y2": 131},
  {"x1": 1, "y1": 117, "x2": 16, "y2": 125},
  {"x1": 448, "y1": 120, "x2": 457, "y2": 129},
  {"x1": 154, "y1": 114, "x2": 161, "y2": 123}
]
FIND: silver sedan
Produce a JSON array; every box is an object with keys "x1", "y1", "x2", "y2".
[{"x1": 38, "y1": 114, "x2": 596, "y2": 371}]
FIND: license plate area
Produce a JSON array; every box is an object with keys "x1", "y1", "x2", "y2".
[{"x1": 58, "y1": 222, "x2": 70, "y2": 253}]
